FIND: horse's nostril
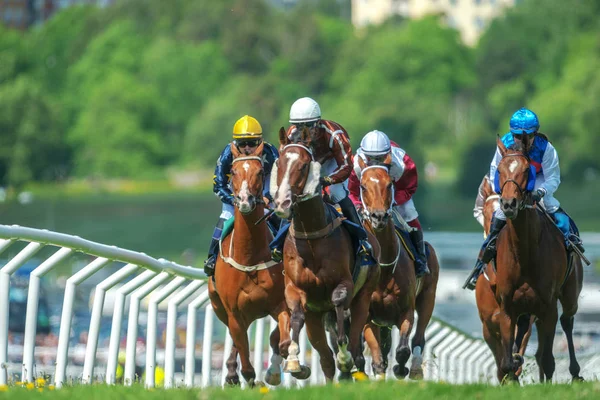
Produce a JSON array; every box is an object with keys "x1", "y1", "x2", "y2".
[
  {"x1": 281, "y1": 198, "x2": 292, "y2": 210},
  {"x1": 510, "y1": 198, "x2": 517, "y2": 208}
]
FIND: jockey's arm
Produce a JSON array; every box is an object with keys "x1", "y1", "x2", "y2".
[
  {"x1": 213, "y1": 144, "x2": 234, "y2": 206},
  {"x1": 262, "y1": 143, "x2": 279, "y2": 204},
  {"x1": 348, "y1": 167, "x2": 362, "y2": 208},
  {"x1": 540, "y1": 142, "x2": 561, "y2": 196},
  {"x1": 393, "y1": 152, "x2": 417, "y2": 205},
  {"x1": 473, "y1": 177, "x2": 487, "y2": 227},
  {"x1": 327, "y1": 132, "x2": 353, "y2": 184},
  {"x1": 489, "y1": 147, "x2": 503, "y2": 192}
]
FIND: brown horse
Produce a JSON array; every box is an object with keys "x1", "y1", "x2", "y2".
[
  {"x1": 208, "y1": 142, "x2": 291, "y2": 387},
  {"x1": 493, "y1": 136, "x2": 583, "y2": 383},
  {"x1": 271, "y1": 127, "x2": 380, "y2": 382},
  {"x1": 474, "y1": 174, "x2": 534, "y2": 382},
  {"x1": 355, "y1": 159, "x2": 440, "y2": 380}
]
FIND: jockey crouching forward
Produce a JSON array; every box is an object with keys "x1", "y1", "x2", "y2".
[
  {"x1": 269, "y1": 97, "x2": 374, "y2": 263},
  {"x1": 203, "y1": 115, "x2": 280, "y2": 276},
  {"x1": 348, "y1": 130, "x2": 430, "y2": 278},
  {"x1": 464, "y1": 107, "x2": 585, "y2": 290}
]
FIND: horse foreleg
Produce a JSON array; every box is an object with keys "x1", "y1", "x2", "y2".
[
  {"x1": 265, "y1": 305, "x2": 291, "y2": 386},
  {"x1": 498, "y1": 310, "x2": 518, "y2": 383},
  {"x1": 227, "y1": 317, "x2": 256, "y2": 387},
  {"x1": 347, "y1": 286, "x2": 372, "y2": 379},
  {"x1": 536, "y1": 308, "x2": 558, "y2": 383},
  {"x1": 393, "y1": 311, "x2": 414, "y2": 379},
  {"x1": 225, "y1": 344, "x2": 240, "y2": 386},
  {"x1": 364, "y1": 322, "x2": 386, "y2": 379},
  {"x1": 283, "y1": 284, "x2": 305, "y2": 374},
  {"x1": 305, "y1": 310, "x2": 335, "y2": 382},
  {"x1": 410, "y1": 285, "x2": 436, "y2": 380},
  {"x1": 332, "y1": 282, "x2": 353, "y2": 374},
  {"x1": 512, "y1": 314, "x2": 532, "y2": 376}
]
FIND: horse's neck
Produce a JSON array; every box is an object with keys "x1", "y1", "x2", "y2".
[
  {"x1": 231, "y1": 205, "x2": 270, "y2": 263},
  {"x1": 506, "y1": 208, "x2": 540, "y2": 262},
  {"x1": 374, "y1": 219, "x2": 400, "y2": 266},
  {"x1": 292, "y1": 195, "x2": 329, "y2": 233}
]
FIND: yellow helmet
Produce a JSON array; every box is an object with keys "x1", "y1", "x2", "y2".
[{"x1": 233, "y1": 115, "x2": 263, "y2": 140}]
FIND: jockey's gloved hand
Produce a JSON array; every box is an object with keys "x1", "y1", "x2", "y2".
[
  {"x1": 532, "y1": 188, "x2": 546, "y2": 203},
  {"x1": 319, "y1": 176, "x2": 333, "y2": 187}
]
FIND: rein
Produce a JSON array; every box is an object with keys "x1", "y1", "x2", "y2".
[
  {"x1": 499, "y1": 153, "x2": 533, "y2": 210},
  {"x1": 360, "y1": 165, "x2": 393, "y2": 221},
  {"x1": 231, "y1": 155, "x2": 266, "y2": 210}
]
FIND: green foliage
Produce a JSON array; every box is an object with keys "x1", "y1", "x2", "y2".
[{"x1": 0, "y1": 0, "x2": 599, "y2": 213}]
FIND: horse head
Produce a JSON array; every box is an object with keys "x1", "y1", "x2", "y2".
[
  {"x1": 356, "y1": 153, "x2": 394, "y2": 231},
  {"x1": 271, "y1": 127, "x2": 321, "y2": 219},
  {"x1": 230, "y1": 141, "x2": 265, "y2": 214},
  {"x1": 495, "y1": 136, "x2": 532, "y2": 220}
]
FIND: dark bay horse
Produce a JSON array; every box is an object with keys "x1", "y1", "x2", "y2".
[
  {"x1": 475, "y1": 174, "x2": 534, "y2": 382},
  {"x1": 355, "y1": 159, "x2": 440, "y2": 380},
  {"x1": 271, "y1": 127, "x2": 380, "y2": 382},
  {"x1": 208, "y1": 142, "x2": 291, "y2": 387},
  {"x1": 493, "y1": 136, "x2": 583, "y2": 383}
]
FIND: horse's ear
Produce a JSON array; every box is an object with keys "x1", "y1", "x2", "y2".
[
  {"x1": 382, "y1": 152, "x2": 393, "y2": 167},
  {"x1": 230, "y1": 142, "x2": 241, "y2": 159},
  {"x1": 357, "y1": 154, "x2": 367, "y2": 171},
  {"x1": 253, "y1": 141, "x2": 265, "y2": 156},
  {"x1": 496, "y1": 135, "x2": 507, "y2": 157},
  {"x1": 300, "y1": 126, "x2": 311, "y2": 145},
  {"x1": 278, "y1": 127, "x2": 288, "y2": 147}
]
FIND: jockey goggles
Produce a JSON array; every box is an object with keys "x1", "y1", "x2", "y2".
[
  {"x1": 295, "y1": 121, "x2": 318, "y2": 130},
  {"x1": 365, "y1": 153, "x2": 389, "y2": 165},
  {"x1": 236, "y1": 139, "x2": 261, "y2": 148}
]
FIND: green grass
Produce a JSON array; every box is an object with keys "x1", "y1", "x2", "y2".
[{"x1": 1, "y1": 381, "x2": 599, "y2": 400}]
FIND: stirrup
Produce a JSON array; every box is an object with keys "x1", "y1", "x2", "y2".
[
  {"x1": 271, "y1": 248, "x2": 283, "y2": 263},
  {"x1": 203, "y1": 255, "x2": 216, "y2": 276},
  {"x1": 415, "y1": 261, "x2": 430, "y2": 278}
]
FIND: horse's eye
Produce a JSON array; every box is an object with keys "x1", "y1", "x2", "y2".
[
  {"x1": 360, "y1": 185, "x2": 366, "y2": 191},
  {"x1": 258, "y1": 170, "x2": 264, "y2": 176},
  {"x1": 231, "y1": 169, "x2": 236, "y2": 176},
  {"x1": 387, "y1": 183, "x2": 393, "y2": 189}
]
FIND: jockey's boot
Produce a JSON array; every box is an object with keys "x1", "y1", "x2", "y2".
[
  {"x1": 552, "y1": 211, "x2": 585, "y2": 254},
  {"x1": 270, "y1": 221, "x2": 290, "y2": 263},
  {"x1": 203, "y1": 217, "x2": 226, "y2": 276},
  {"x1": 338, "y1": 197, "x2": 375, "y2": 262},
  {"x1": 463, "y1": 216, "x2": 506, "y2": 290},
  {"x1": 409, "y1": 229, "x2": 430, "y2": 278}
]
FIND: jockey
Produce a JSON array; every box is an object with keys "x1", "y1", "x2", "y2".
[
  {"x1": 464, "y1": 107, "x2": 585, "y2": 290},
  {"x1": 348, "y1": 130, "x2": 430, "y2": 278},
  {"x1": 270, "y1": 97, "x2": 374, "y2": 262},
  {"x1": 473, "y1": 174, "x2": 496, "y2": 231},
  {"x1": 203, "y1": 115, "x2": 279, "y2": 277}
]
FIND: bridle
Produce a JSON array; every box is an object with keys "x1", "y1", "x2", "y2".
[
  {"x1": 231, "y1": 156, "x2": 265, "y2": 212},
  {"x1": 360, "y1": 165, "x2": 394, "y2": 223},
  {"x1": 499, "y1": 153, "x2": 532, "y2": 210},
  {"x1": 279, "y1": 144, "x2": 320, "y2": 212}
]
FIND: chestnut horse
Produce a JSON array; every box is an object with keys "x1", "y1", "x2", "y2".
[
  {"x1": 493, "y1": 136, "x2": 583, "y2": 383},
  {"x1": 474, "y1": 174, "x2": 534, "y2": 382},
  {"x1": 355, "y1": 160, "x2": 440, "y2": 380},
  {"x1": 271, "y1": 127, "x2": 380, "y2": 382},
  {"x1": 208, "y1": 142, "x2": 291, "y2": 387}
]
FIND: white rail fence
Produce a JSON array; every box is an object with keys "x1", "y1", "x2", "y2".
[{"x1": 1, "y1": 225, "x2": 599, "y2": 388}]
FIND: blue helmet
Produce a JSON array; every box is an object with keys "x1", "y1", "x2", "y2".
[{"x1": 509, "y1": 108, "x2": 539, "y2": 134}]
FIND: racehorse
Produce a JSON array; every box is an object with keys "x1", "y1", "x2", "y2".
[
  {"x1": 474, "y1": 175, "x2": 535, "y2": 382},
  {"x1": 493, "y1": 135, "x2": 583, "y2": 383},
  {"x1": 355, "y1": 158, "x2": 440, "y2": 380},
  {"x1": 271, "y1": 127, "x2": 380, "y2": 382},
  {"x1": 208, "y1": 142, "x2": 291, "y2": 387}
]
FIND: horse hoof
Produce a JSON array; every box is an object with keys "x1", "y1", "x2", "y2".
[
  {"x1": 396, "y1": 346, "x2": 411, "y2": 366},
  {"x1": 283, "y1": 359, "x2": 301, "y2": 374},
  {"x1": 264, "y1": 369, "x2": 281, "y2": 386},
  {"x1": 572, "y1": 376, "x2": 585, "y2": 383},
  {"x1": 512, "y1": 353, "x2": 524, "y2": 367},
  {"x1": 393, "y1": 364, "x2": 409, "y2": 378},
  {"x1": 339, "y1": 371, "x2": 352, "y2": 381},
  {"x1": 254, "y1": 380, "x2": 266, "y2": 388},
  {"x1": 352, "y1": 371, "x2": 369, "y2": 381},
  {"x1": 290, "y1": 365, "x2": 311, "y2": 380},
  {"x1": 374, "y1": 373, "x2": 386, "y2": 381},
  {"x1": 225, "y1": 375, "x2": 240, "y2": 386},
  {"x1": 409, "y1": 367, "x2": 424, "y2": 380}
]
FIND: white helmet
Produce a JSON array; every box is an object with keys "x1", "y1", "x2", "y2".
[
  {"x1": 289, "y1": 97, "x2": 321, "y2": 124},
  {"x1": 360, "y1": 130, "x2": 391, "y2": 156}
]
